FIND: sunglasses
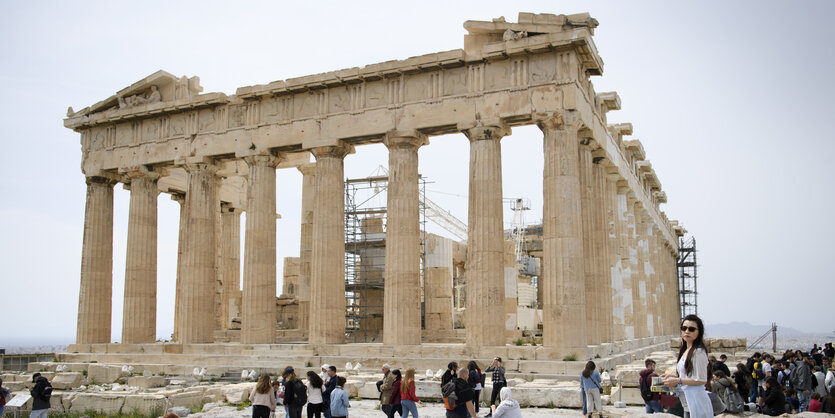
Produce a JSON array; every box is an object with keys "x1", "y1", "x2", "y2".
[{"x1": 680, "y1": 326, "x2": 698, "y2": 332}]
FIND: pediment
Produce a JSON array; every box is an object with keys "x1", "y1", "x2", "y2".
[{"x1": 69, "y1": 70, "x2": 203, "y2": 117}]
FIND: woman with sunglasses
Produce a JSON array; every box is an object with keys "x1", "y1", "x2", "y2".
[{"x1": 663, "y1": 314, "x2": 712, "y2": 418}]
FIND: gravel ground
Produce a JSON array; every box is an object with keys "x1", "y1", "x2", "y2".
[{"x1": 186, "y1": 399, "x2": 835, "y2": 417}]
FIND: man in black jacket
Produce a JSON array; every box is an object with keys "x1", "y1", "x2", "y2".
[
  {"x1": 713, "y1": 354, "x2": 732, "y2": 379},
  {"x1": 30, "y1": 373, "x2": 51, "y2": 417},
  {"x1": 323, "y1": 365, "x2": 337, "y2": 418},
  {"x1": 446, "y1": 368, "x2": 476, "y2": 418}
]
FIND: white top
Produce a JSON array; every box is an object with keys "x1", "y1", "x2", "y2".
[
  {"x1": 676, "y1": 346, "x2": 709, "y2": 382},
  {"x1": 307, "y1": 381, "x2": 324, "y2": 404},
  {"x1": 760, "y1": 361, "x2": 772, "y2": 387},
  {"x1": 249, "y1": 388, "x2": 277, "y2": 410}
]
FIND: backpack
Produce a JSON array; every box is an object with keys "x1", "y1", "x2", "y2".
[
  {"x1": 41, "y1": 383, "x2": 53, "y2": 401},
  {"x1": 811, "y1": 373, "x2": 818, "y2": 390},
  {"x1": 724, "y1": 386, "x2": 744, "y2": 413},
  {"x1": 639, "y1": 375, "x2": 654, "y2": 402},
  {"x1": 292, "y1": 379, "x2": 307, "y2": 406},
  {"x1": 441, "y1": 379, "x2": 457, "y2": 411},
  {"x1": 752, "y1": 362, "x2": 765, "y2": 381}
]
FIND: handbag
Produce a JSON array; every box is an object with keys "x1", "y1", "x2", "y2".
[{"x1": 594, "y1": 380, "x2": 603, "y2": 394}]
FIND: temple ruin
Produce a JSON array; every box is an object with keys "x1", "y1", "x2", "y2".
[{"x1": 63, "y1": 12, "x2": 686, "y2": 361}]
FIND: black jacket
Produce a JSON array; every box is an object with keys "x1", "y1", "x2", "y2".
[
  {"x1": 30, "y1": 376, "x2": 51, "y2": 410},
  {"x1": 323, "y1": 374, "x2": 337, "y2": 404},
  {"x1": 712, "y1": 361, "x2": 731, "y2": 379},
  {"x1": 761, "y1": 387, "x2": 785, "y2": 416}
]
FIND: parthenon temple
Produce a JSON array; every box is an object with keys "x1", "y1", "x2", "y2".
[{"x1": 64, "y1": 12, "x2": 686, "y2": 359}]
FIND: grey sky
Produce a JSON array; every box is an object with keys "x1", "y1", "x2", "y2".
[{"x1": 1, "y1": 1, "x2": 833, "y2": 345}]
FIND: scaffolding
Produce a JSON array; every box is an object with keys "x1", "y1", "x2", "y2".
[
  {"x1": 344, "y1": 174, "x2": 427, "y2": 342},
  {"x1": 677, "y1": 236, "x2": 698, "y2": 317}
]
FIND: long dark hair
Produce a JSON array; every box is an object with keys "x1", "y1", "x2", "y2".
[
  {"x1": 467, "y1": 360, "x2": 480, "y2": 372},
  {"x1": 582, "y1": 361, "x2": 596, "y2": 379},
  {"x1": 677, "y1": 314, "x2": 708, "y2": 376},
  {"x1": 307, "y1": 370, "x2": 323, "y2": 389}
]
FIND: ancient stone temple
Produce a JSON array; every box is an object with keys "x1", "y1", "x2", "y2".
[{"x1": 64, "y1": 12, "x2": 684, "y2": 358}]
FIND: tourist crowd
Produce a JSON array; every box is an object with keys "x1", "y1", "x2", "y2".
[
  {"x1": 241, "y1": 357, "x2": 519, "y2": 418},
  {"x1": 637, "y1": 323, "x2": 835, "y2": 416}
]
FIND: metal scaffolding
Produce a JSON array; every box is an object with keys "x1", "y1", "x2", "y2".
[
  {"x1": 677, "y1": 236, "x2": 698, "y2": 317},
  {"x1": 344, "y1": 174, "x2": 427, "y2": 342}
]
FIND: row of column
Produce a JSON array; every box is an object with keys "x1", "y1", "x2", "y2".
[{"x1": 76, "y1": 118, "x2": 680, "y2": 348}]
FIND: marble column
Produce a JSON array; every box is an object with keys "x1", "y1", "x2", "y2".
[
  {"x1": 592, "y1": 160, "x2": 613, "y2": 343},
  {"x1": 296, "y1": 163, "x2": 316, "y2": 333},
  {"x1": 171, "y1": 193, "x2": 186, "y2": 341},
  {"x1": 539, "y1": 115, "x2": 587, "y2": 350},
  {"x1": 628, "y1": 200, "x2": 648, "y2": 339},
  {"x1": 464, "y1": 124, "x2": 508, "y2": 347},
  {"x1": 605, "y1": 173, "x2": 626, "y2": 341},
  {"x1": 578, "y1": 141, "x2": 599, "y2": 344},
  {"x1": 616, "y1": 183, "x2": 635, "y2": 340},
  {"x1": 77, "y1": 176, "x2": 116, "y2": 344},
  {"x1": 241, "y1": 154, "x2": 281, "y2": 343},
  {"x1": 220, "y1": 204, "x2": 242, "y2": 330},
  {"x1": 177, "y1": 160, "x2": 219, "y2": 343},
  {"x1": 383, "y1": 132, "x2": 427, "y2": 346},
  {"x1": 636, "y1": 209, "x2": 652, "y2": 337},
  {"x1": 650, "y1": 226, "x2": 663, "y2": 335},
  {"x1": 121, "y1": 170, "x2": 160, "y2": 344},
  {"x1": 309, "y1": 143, "x2": 352, "y2": 344}
]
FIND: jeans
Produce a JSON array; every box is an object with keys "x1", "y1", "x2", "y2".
[
  {"x1": 307, "y1": 402, "x2": 324, "y2": 418},
  {"x1": 323, "y1": 403, "x2": 332, "y2": 418},
  {"x1": 798, "y1": 390, "x2": 811, "y2": 412},
  {"x1": 401, "y1": 399, "x2": 418, "y2": 418},
  {"x1": 252, "y1": 405, "x2": 271, "y2": 418},
  {"x1": 489, "y1": 382, "x2": 506, "y2": 407},
  {"x1": 30, "y1": 410, "x2": 48, "y2": 418},
  {"x1": 387, "y1": 404, "x2": 403, "y2": 417},
  {"x1": 749, "y1": 385, "x2": 759, "y2": 403},
  {"x1": 645, "y1": 399, "x2": 664, "y2": 413}
]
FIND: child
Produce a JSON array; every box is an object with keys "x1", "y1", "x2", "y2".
[
  {"x1": 809, "y1": 392, "x2": 823, "y2": 413},
  {"x1": 785, "y1": 389, "x2": 799, "y2": 414}
]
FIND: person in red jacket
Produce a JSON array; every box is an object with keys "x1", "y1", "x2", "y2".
[
  {"x1": 399, "y1": 368, "x2": 422, "y2": 418},
  {"x1": 387, "y1": 369, "x2": 403, "y2": 418}
]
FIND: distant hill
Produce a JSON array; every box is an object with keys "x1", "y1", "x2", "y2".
[{"x1": 707, "y1": 322, "x2": 812, "y2": 338}]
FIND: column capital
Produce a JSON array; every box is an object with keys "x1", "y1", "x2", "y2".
[
  {"x1": 170, "y1": 192, "x2": 186, "y2": 205},
  {"x1": 460, "y1": 122, "x2": 510, "y2": 142},
  {"x1": 310, "y1": 142, "x2": 353, "y2": 160},
  {"x1": 119, "y1": 166, "x2": 162, "y2": 184},
  {"x1": 297, "y1": 162, "x2": 316, "y2": 177},
  {"x1": 243, "y1": 153, "x2": 282, "y2": 168},
  {"x1": 85, "y1": 173, "x2": 119, "y2": 186},
  {"x1": 383, "y1": 130, "x2": 428, "y2": 150},
  {"x1": 175, "y1": 156, "x2": 221, "y2": 174},
  {"x1": 220, "y1": 202, "x2": 244, "y2": 214}
]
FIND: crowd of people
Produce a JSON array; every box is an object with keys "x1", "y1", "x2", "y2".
[
  {"x1": 240, "y1": 358, "x2": 522, "y2": 418},
  {"x1": 636, "y1": 314, "x2": 835, "y2": 417}
]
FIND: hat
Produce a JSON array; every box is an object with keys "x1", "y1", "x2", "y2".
[
  {"x1": 284, "y1": 366, "x2": 295, "y2": 375},
  {"x1": 32, "y1": 372, "x2": 41, "y2": 382},
  {"x1": 321, "y1": 364, "x2": 330, "y2": 370}
]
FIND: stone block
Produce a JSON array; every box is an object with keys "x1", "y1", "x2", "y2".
[
  {"x1": 610, "y1": 385, "x2": 645, "y2": 405},
  {"x1": 614, "y1": 366, "x2": 644, "y2": 387},
  {"x1": 221, "y1": 382, "x2": 254, "y2": 404},
  {"x1": 1, "y1": 373, "x2": 27, "y2": 382},
  {"x1": 69, "y1": 393, "x2": 126, "y2": 414},
  {"x1": 51, "y1": 372, "x2": 85, "y2": 389},
  {"x1": 123, "y1": 394, "x2": 167, "y2": 415},
  {"x1": 344, "y1": 381, "x2": 360, "y2": 398},
  {"x1": 169, "y1": 388, "x2": 205, "y2": 409},
  {"x1": 87, "y1": 364, "x2": 122, "y2": 384},
  {"x1": 126, "y1": 375, "x2": 167, "y2": 388}
]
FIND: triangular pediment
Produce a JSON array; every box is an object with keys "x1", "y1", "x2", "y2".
[{"x1": 70, "y1": 70, "x2": 203, "y2": 117}]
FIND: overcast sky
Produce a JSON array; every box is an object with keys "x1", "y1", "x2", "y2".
[{"x1": 1, "y1": 1, "x2": 833, "y2": 346}]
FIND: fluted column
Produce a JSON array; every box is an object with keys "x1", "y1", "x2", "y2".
[
  {"x1": 177, "y1": 159, "x2": 220, "y2": 343},
  {"x1": 579, "y1": 141, "x2": 599, "y2": 344},
  {"x1": 309, "y1": 143, "x2": 352, "y2": 344},
  {"x1": 171, "y1": 193, "x2": 186, "y2": 341},
  {"x1": 383, "y1": 132, "x2": 427, "y2": 346},
  {"x1": 616, "y1": 183, "x2": 635, "y2": 340},
  {"x1": 606, "y1": 173, "x2": 626, "y2": 341},
  {"x1": 539, "y1": 115, "x2": 587, "y2": 350},
  {"x1": 121, "y1": 169, "x2": 160, "y2": 343},
  {"x1": 593, "y1": 160, "x2": 613, "y2": 343},
  {"x1": 241, "y1": 154, "x2": 281, "y2": 343},
  {"x1": 220, "y1": 204, "x2": 242, "y2": 330},
  {"x1": 632, "y1": 203, "x2": 649, "y2": 338},
  {"x1": 77, "y1": 176, "x2": 116, "y2": 344},
  {"x1": 649, "y1": 226, "x2": 663, "y2": 335},
  {"x1": 464, "y1": 124, "x2": 508, "y2": 347},
  {"x1": 297, "y1": 163, "x2": 316, "y2": 333}
]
